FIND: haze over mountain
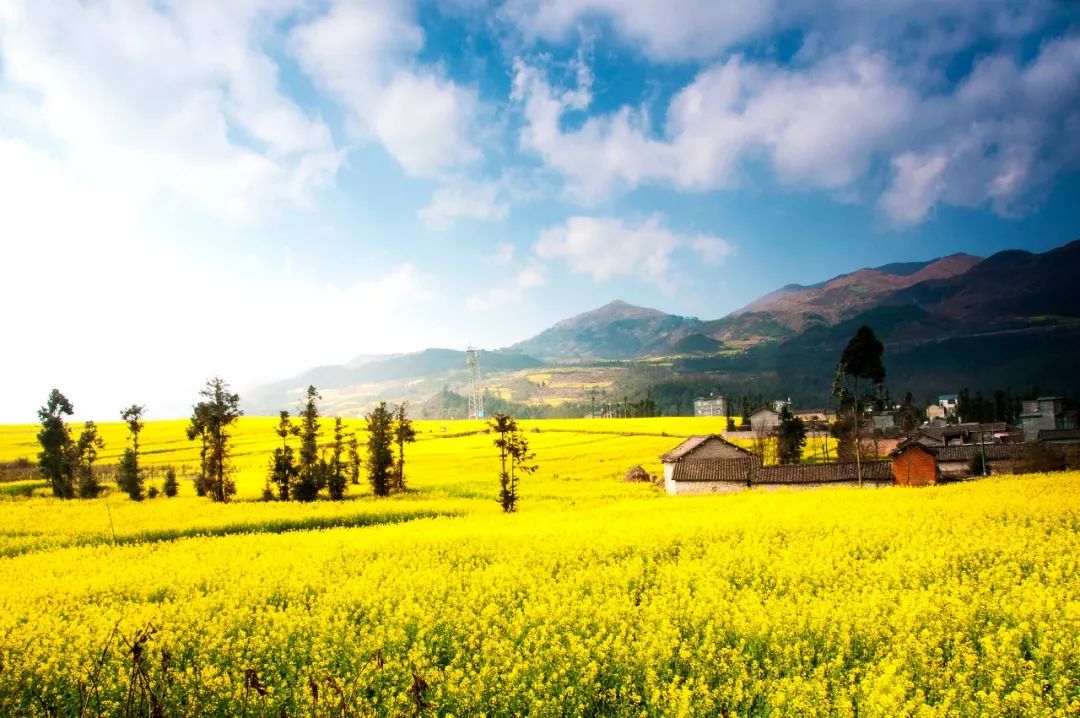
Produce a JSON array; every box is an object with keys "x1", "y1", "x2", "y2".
[{"x1": 245, "y1": 239, "x2": 1080, "y2": 415}]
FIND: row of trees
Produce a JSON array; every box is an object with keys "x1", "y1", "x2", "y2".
[{"x1": 265, "y1": 386, "x2": 417, "y2": 502}]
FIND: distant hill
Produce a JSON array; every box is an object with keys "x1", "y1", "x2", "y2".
[{"x1": 510, "y1": 300, "x2": 701, "y2": 360}]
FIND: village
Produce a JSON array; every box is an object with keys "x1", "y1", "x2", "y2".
[{"x1": 658, "y1": 393, "x2": 1080, "y2": 495}]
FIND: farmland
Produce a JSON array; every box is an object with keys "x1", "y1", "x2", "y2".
[{"x1": 1, "y1": 417, "x2": 1079, "y2": 716}]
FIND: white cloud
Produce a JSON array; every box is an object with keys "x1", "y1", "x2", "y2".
[
  {"x1": 512, "y1": 50, "x2": 914, "y2": 201},
  {"x1": 502, "y1": 0, "x2": 776, "y2": 61},
  {"x1": 420, "y1": 180, "x2": 510, "y2": 229},
  {"x1": 289, "y1": 0, "x2": 481, "y2": 180},
  {"x1": 466, "y1": 265, "x2": 547, "y2": 311},
  {"x1": 535, "y1": 215, "x2": 732, "y2": 291}
]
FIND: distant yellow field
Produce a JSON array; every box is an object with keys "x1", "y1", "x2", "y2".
[{"x1": 2, "y1": 417, "x2": 1078, "y2": 716}]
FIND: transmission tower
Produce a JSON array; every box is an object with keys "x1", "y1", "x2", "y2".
[{"x1": 466, "y1": 346, "x2": 484, "y2": 419}]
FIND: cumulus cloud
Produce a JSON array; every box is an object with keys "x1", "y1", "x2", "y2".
[
  {"x1": 512, "y1": 50, "x2": 914, "y2": 201},
  {"x1": 466, "y1": 265, "x2": 547, "y2": 311},
  {"x1": 420, "y1": 181, "x2": 510, "y2": 229},
  {"x1": 535, "y1": 215, "x2": 733, "y2": 291}
]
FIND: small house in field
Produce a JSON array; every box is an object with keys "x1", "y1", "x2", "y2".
[
  {"x1": 749, "y1": 408, "x2": 780, "y2": 433},
  {"x1": 659, "y1": 435, "x2": 759, "y2": 495},
  {"x1": 890, "y1": 442, "x2": 938, "y2": 486},
  {"x1": 890, "y1": 439, "x2": 1028, "y2": 484}
]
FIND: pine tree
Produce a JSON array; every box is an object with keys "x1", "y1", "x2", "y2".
[
  {"x1": 365, "y1": 403, "x2": 395, "y2": 497},
  {"x1": 75, "y1": 421, "x2": 106, "y2": 498},
  {"x1": 326, "y1": 418, "x2": 348, "y2": 500},
  {"x1": 776, "y1": 406, "x2": 807, "y2": 465},
  {"x1": 37, "y1": 389, "x2": 76, "y2": 499},
  {"x1": 347, "y1": 433, "x2": 362, "y2": 485},
  {"x1": 186, "y1": 402, "x2": 212, "y2": 496},
  {"x1": 268, "y1": 410, "x2": 299, "y2": 500},
  {"x1": 391, "y1": 402, "x2": 417, "y2": 493},
  {"x1": 490, "y1": 413, "x2": 537, "y2": 513},
  {"x1": 294, "y1": 386, "x2": 324, "y2": 502},
  {"x1": 832, "y1": 325, "x2": 885, "y2": 486},
  {"x1": 162, "y1": 466, "x2": 179, "y2": 497},
  {"x1": 116, "y1": 404, "x2": 146, "y2": 500}
]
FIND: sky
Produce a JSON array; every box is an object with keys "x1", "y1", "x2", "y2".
[{"x1": 1, "y1": 0, "x2": 1079, "y2": 421}]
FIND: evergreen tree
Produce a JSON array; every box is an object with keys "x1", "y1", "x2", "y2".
[
  {"x1": 490, "y1": 413, "x2": 537, "y2": 513},
  {"x1": 294, "y1": 386, "x2": 324, "y2": 502},
  {"x1": 162, "y1": 466, "x2": 179, "y2": 497},
  {"x1": 832, "y1": 325, "x2": 885, "y2": 486},
  {"x1": 268, "y1": 410, "x2": 299, "y2": 500},
  {"x1": 116, "y1": 404, "x2": 146, "y2": 500},
  {"x1": 37, "y1": 389, "x2": 76, "y2": 499},
  {"x1": 326, "y1": 418, "x2": 348, "y2": 500},
  {"x1": 365, "y1": 403, "x2": 395, "y2": 497},
  {"x1": 186, "y1": 402, "x2": 212, "y2": 496},
  {"x1": 75, "y1": 421, "x2": 106, "y2": 498},
  {"x1": 391, "y1": 402, "x2": 417, "y2": 493},
  {"x1": 347, "y1": 433, "x2": 362, "y2": 485},
  {"x1": 189, "y1": 378, "x2": 242, "y2": 502},
  {"x1": 776, "y1": 406, "x2": 807, "y2": 465}
]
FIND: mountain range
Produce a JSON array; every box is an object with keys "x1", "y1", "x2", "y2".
[{"x1": 245, "y1": 239, "x2": 1080, "y2": 415}]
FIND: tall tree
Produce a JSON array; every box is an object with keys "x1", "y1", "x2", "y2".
[
  {"x1": 365, "y1": 403, "x2": 395, "y2": 497},
  {"x1": 37, "y1": 389, "x2": 76, "y2": 499},
  {"x1": 116, "y1": 405, "x2": 146, "y2": 500},
  {"x1": 347, "y1": 433, "x2": 362, "y2": 485},
  {"x1": 294, "y1": 386, "x2": 324, "y2": 502},
  {"x1": 490, "y1": 413, "x2": 537, "y2": 513},
  {"x1": 832, "y1": 325, "x2": 886, "y2": 486},
  {"x1": 189, "y1": 377, "x2": 242, "y2": 502},
  {"x1": 268, "y1": 410, "x2": 299, "y2": 501},
  {"x1": 75, "y1": 421, "x2": 106, "y2": 498},
  {"x1": 186, "y1": 402, "x2": 212, "y2": 496},
  {"x1": 776, "y1": 406, "x2": 807, "y2": 465},
  {"x1": 326, "y1": 418, "x2": 348, "y2": 500},
  {"x1": 391, "y1": 402, "x2": 417, "y2": 493}
]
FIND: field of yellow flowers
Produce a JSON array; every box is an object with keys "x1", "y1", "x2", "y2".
[{"x1": 1, "y1": 417, "x2": 1078, "y2": 716}]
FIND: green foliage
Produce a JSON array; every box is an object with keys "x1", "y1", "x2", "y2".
[
  {"x1": 490, "y1": 413, "x2": 537, "y2": 513},
  {"x1": 116, "y1": 448, "x2": 143, "y2": 501},
  {"x1": 37, "y1": 389, "x2": 76, "y2": 499},
  {"x1": 776, "y1": 406, "x2": 807, "y2": 465},
  {"x1": 366, "y1": 403, "x2": 395, "y2": 497},
  {"x1": 347, "y1": 434, "x2": 361, "y2": 485},
  {"x1": 163, "y1": 466, "x2": 178, "y2": 498},
  {"x1": 326, "y1": 418, "x2": 348, "y2": 501},
  {"x1": 294, "y1": 387, "x2": 323, "y2": 502},
  {"x1": 269, "y1": 411, "x2": 299, "y2": 501},
  {"x1": 392, "y1": 402, "x2": 417, "y2": 493},
  {"x1": 75, "y1": 421, "x2": 105, "y2": 499},
  {"x1": 189, "y1": 377, "x2": 242, "y2": 502},
  {"x1": 120, "y1": 404, "x2": 145, "y2": 453}
]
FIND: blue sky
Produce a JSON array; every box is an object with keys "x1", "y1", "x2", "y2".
[{"x1": 1, "y1": 0, "x2": 1078, "y2": 420}]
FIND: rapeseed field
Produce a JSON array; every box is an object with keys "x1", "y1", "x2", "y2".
[{"x1": 1, "y1": 418, "x2": 1078, "y2": 716}]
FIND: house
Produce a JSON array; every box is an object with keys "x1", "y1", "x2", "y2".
[
  {"x1": 660, "y1": 435, "x2": 892, "y2": 494},
  {"x1": 938, "y1": 393, "x2": 959, "y2": 416},
  {"x1": 872, "y1": 413, "x2": 896, "y2": 431},
  {"x1": 793, "y1": 408, "x2": 836, "y2": 423},
  {"x1": 890, "y1": 438, "x2": 1029, "y2": 483},
  {"x1": 659, "y1": 435, "x2": 759, "y2": 495},
  {"x1": 926, "y1": 404, "x2": 946, "y2": 421},
  {"x1": 749, "y1": 408, "x2": 780, "y2": 433},
  {"x1": 693, "y1": 395, "x2": 727, "y2": 417},
  {"x1": 1038, "y1": 429, "x2": 1080, "y2": 446},
  {"x1": 1020, "y1": 397, "x2": 1078, "y2": 441}
]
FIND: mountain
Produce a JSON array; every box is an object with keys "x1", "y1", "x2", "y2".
[
  {"x1": 243, "y1": 348, "x2": 542, "y2": 415},
  {"x1": 510, "y1": 300, "x2": 702, "y2": 360},
  {"x1": 718, "y1": 252, "x2": 983, "y2": 337}
]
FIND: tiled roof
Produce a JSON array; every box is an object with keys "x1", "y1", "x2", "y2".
[
  {"x1": 935, "y1": 444, "x2": 1028, "y2": 462},
  {"x1": 751, "y1": 460, "x2": 892, "y2": 485},
  {"x1": 659, "y1": 435, "x2": 753, "y2": 463},
  {"x1": 671, "y1": 459, "x2": 755, "y2": 483},
  {"x1": 1039, "y1": 429, "x2": 1080, "y2": 442}
]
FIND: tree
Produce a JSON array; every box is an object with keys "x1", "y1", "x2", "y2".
[
  {"x1": 490, "y1": 413, "x2": 537, "y2": 513},
  {"x1": 294, "y1": 386, "x2": 324, "y2": 502},
  {"x1": 189, "y1": 377, "x2": 242, "y2": 502},
  {"x1": 326, "y1": 418, "x2": 348, "y2": 501},
  {"x1": 268, "y1": 410, "x2": 299, "y2": 501},
  {"x1": 37, "y1": 389, "x2": 76, "y2": 499},
  {"x1": 898, "y1": 391, "x2": 920, "y2": 434},
  {"x1": 116, "y1": 404, "x2": 146, "y2": 500},
  {"x1": 347, "y1": 433, "x2": 362, "y2": 485},
  {"x1": 832, "y1": 325, "x2": 885, "y2": 486},
  {"x1": 366, "y1": 403, "x2": 395, "y2": 497},
  {"x1": 776, "y1": 406, "x2": 807, "y2": 465},
  {"x1": 391, "y1": 402, "x2": 417, "y2": 493},
  {"x1": 75, "y1": 421, "x2": 106, "y2": 498},
  {"x1": 186, "y1": 402, "x2": 212, "y2": 496},
  {"x1": 163, "y1": 466, "x2": 179, "y2": 497}
]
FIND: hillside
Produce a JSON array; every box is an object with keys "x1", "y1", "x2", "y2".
[{"x1": 510, "y1": 300, "x2": 702, "y2": 360}]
